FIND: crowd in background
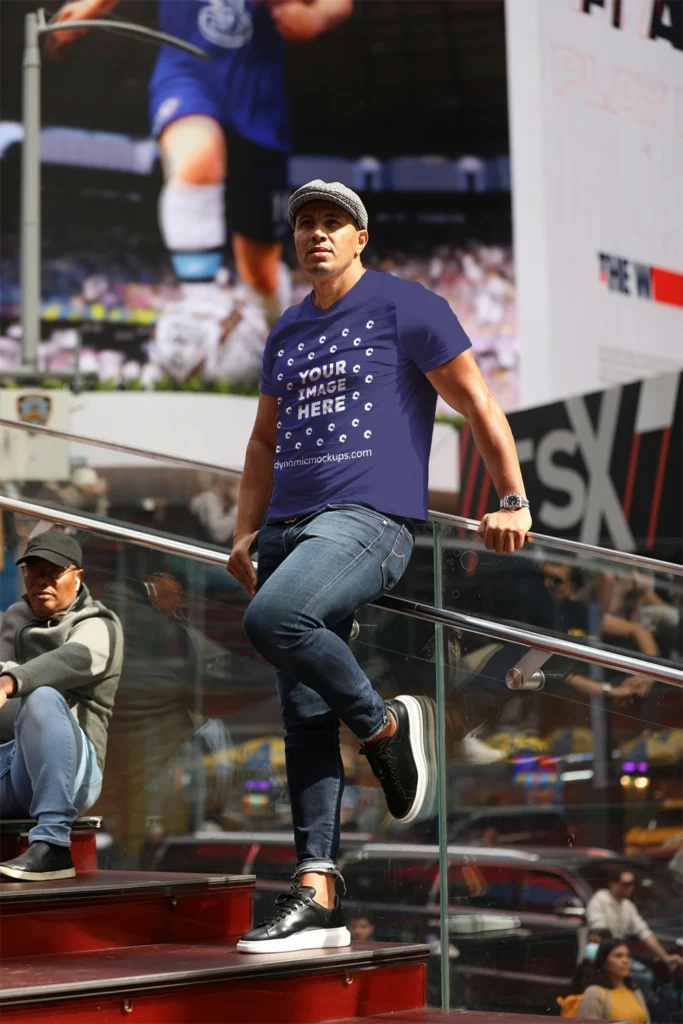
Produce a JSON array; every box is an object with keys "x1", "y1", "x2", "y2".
[{"x1": 0, "y1": 237, "x2": 518, "y2": 407}]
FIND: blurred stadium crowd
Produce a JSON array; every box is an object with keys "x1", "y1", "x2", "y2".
[{"x1": 0, "y1": 235, "x2": 517, "y2": 406}]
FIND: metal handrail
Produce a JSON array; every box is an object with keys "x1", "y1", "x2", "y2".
[
  {"x1": 0, "y1": 495, "x2": 231, "y2": 567},
  {"x1": 0, "y1": 419, "x2": 242, "y2": 478},
  {"x1": 1, "y1": 418, "x2": 680, "y2": 577},
  {"x1": 378, "y1": 594, "x2": 683, "y2": 687},
  {"x1": 428, "y1": 510, "x2": 682, "y2": 576},
  {"x1": 2, "y1": 494, "x2": 681, "y2": 688}
]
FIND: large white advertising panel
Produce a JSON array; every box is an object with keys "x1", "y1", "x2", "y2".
[{"x1": 506, "y1": 0, "x2": 683, "y2": 410}]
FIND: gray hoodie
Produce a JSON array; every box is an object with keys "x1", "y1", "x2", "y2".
[{"x1": 0, "y1": 587, "x2": 123, "y2": 771}]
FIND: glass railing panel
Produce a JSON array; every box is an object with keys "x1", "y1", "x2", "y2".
[
  {"x1": 436, "y1": 520, "x2": 682, "y2": 673},
  {"x1": 437, "y1": 621, "x2": 682, "y2": 1016},
  {"x1": 2, "y1": 504, "x2": 680, "y2": 1016},
  {"x1": 0, "y1": 418, "x2": 241, "y2": 553},
  {"x1": 0, "y1": 511, "x2": 440, "y2": 952}
]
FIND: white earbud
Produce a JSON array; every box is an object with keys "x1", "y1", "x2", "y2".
[{"x1": 75, "y1": 578, "x2": 81, "y2": 592}]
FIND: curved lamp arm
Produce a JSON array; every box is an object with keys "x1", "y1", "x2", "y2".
[{"x1": 38, "y1": 9, "x2": 210, "y2": 60}]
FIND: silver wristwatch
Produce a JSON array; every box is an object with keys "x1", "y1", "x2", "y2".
[{"x1": 500, "y1": 493, "x2": 530, "y2": 512}]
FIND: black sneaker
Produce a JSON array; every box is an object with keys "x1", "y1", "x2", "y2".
[
  {"x1": 237, "y1": 884, "x2": 351, "y2": 954},
  {"x1": 360, "y1": 695, "x2": 436, "y2": 823},
  {"x1": 0, "y1": 841, "x2": 75, "y2": 881}
]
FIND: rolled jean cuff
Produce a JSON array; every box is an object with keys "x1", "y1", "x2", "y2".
[
  {"x1": 294, "y1": 860, "x2": 345, "y2": 892},
  {"x1": 27, "y1": 831, "x2": 71, "y2": 848},
  {"x1": 360, "y1": 709, "x2": 389, "y2": 743}
]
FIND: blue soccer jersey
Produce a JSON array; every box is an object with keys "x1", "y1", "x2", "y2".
[{"x1": 149, "y1": 0, "x2": 289, "y2": 153}]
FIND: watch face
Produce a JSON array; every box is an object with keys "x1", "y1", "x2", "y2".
[{"x1": 502, "y1": 495, "x2": 525, "y2": 510}]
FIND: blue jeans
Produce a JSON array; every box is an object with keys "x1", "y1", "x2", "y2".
[
  {"x1": 0, "y1": 688, "x2": 102, "y2": 848},
  {"x1": 243, "y1": 504, "x2": 414, "y2": 877}
]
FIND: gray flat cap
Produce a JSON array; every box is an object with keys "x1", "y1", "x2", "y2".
[{"x1": 288, "y1": 179, "x2": 368, "y2": 230}]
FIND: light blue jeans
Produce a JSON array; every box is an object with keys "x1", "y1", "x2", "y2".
[{"x1": 0, "y1": 688, "x2": 102, "y2": 848}]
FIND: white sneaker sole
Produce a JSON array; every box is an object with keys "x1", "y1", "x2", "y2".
[
  {"x1": 236, "y1": 925, "x2": 351, "y2": 955},
  {"x1": 394, "y1": 694, "x2": 435, "y2": 824},
  {"x1": 0, "y1": 865, "x2": 75, "y2": 881},
  {"x1": 416, "y1": 694, "x2": 438, "y2": 820}
]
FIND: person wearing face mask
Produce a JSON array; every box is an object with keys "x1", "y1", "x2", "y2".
[
  {"x1": 571, "y1": 929, "x2": 614, "y2": 995},
  {"x1": 577, "y1": 939, "x2": 651, "y2": 1023},
  {"x1": 558, "y1": 929, "x2": 612, "y2": 1017},
  {"x1": 0, "y1": 532, "x2": 123, "y2": 881}
]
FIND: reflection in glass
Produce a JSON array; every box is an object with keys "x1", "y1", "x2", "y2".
[
  {"x1": 0, "y1": 501, "x2": 679, "y2": 1017},
  {"x1": 0, "y1": 419, "x2": 242, "y2": 554},
  {"x1": 438, "y1": 526, "x2": 682, "y2": 673}
]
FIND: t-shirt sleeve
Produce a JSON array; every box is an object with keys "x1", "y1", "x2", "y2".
[
  {"x1": 396, "y1": 283, "x2": 472, "y2": 374},
  {"x1": 259, "y1": 330, "x2": 278, "y2": 396}
]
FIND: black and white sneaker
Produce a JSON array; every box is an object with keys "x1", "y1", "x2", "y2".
[
  {"x1": 237, "y1": 884, "x2": 351, "y2": 954},
  {"x1": 361, "y1": 695, "x2": 436, "y2": 823},
  {"x1": 0, "y1": 841, "x2": 75, "y2": 881}
]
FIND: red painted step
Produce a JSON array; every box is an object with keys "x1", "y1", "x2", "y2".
[
  {"x1": 324, "y1": 1012, "x2": 602, "y2": 1023},
  {"x1": 0, "y1": 941, "x2": 428, "y2": 1024},
  {"x1": 0, "y1": 871, "x2": 253, "y2": 959}
]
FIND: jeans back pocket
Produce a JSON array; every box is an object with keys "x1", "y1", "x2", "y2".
[{"x1": 381, "y1": 525, "x2": 414, "y2": 591}]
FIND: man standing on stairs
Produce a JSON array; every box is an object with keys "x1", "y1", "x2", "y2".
[
  {"x1": 227, "y1": 180, "x2": 532, "y2": 953},
  {"x1": 0, "y1": 532, "x2": 123, "y2": 881}
]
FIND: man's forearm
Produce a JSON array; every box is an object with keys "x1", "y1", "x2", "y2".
[
  {"x1": 632, "y1": 625, "x2": 659, "y2": 657},
  {"x1": 602, "y1": 614, "x2": 660, "y2": 657},
  {"x1": 310, "y1": 0, "x2": 353, "y2": 32},
  {"x1": 644, "y1": 932, "x2": 669, "y2": 961},
  {"x1": 466, "y1": 390, "x2": 526, "y2": 499},
  {"x1": 566, "y1": 673, "x2": 602, "y2": 697},
  {"x1": 81, "y1": 0, "x2": 120, "y2": 11},
  {"x1": 233, "y1": 437, "x2": 275, "y2": 540}
]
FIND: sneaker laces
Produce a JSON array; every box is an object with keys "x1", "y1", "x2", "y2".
[
  {"x1": 361, "y1": 740, "x2": 405, "y2": 795},
  {"x1": 260, "y1": 885, "x2": 310, "y2": 925}
]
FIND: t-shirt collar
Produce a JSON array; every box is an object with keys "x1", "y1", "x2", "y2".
[{"x1": 304, "y1": 268, "x2": 373, "y2": 318}]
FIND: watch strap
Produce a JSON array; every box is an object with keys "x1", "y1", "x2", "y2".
[{"x1": 499, "y1": 493, "x2": 530, "y2": 511}]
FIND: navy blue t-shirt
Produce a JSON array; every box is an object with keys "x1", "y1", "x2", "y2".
[{"x1": 260, "y1": 270, "x2": 471, "y2": 522}]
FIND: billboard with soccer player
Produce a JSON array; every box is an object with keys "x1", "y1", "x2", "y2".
[{"x1": 0, "y1": 0, "x2": 518, "y2": 410}]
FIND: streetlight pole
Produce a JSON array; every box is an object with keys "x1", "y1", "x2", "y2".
[
  {"x1": 14, "y1": 8, "x2": 208, "y2": 382},
  {"x1": 20, "y1": 11, "x2": 42, "y2": 374}
]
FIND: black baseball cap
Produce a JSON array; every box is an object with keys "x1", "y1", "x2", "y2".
[{"x1": 16, "y1": 531, "x2": 83, "y2": 570}]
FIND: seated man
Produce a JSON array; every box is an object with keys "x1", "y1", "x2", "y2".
[{"x1": 0, "y1": 531, "x2": 123, "y2": 881}]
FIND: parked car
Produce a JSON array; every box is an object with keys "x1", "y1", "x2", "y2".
[
  {"x1": 624, "y1": 800, "x2": 683, "y2": 858},
  {"x1": 335, "y1": 843, "x2": 683, "y2": 1014},
  {"x1": 446, "y1": 806, "x2": 576, "y2": 847},
  {"x1": 140, "y1": 829, "x2": 373, "y2": 880}
]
